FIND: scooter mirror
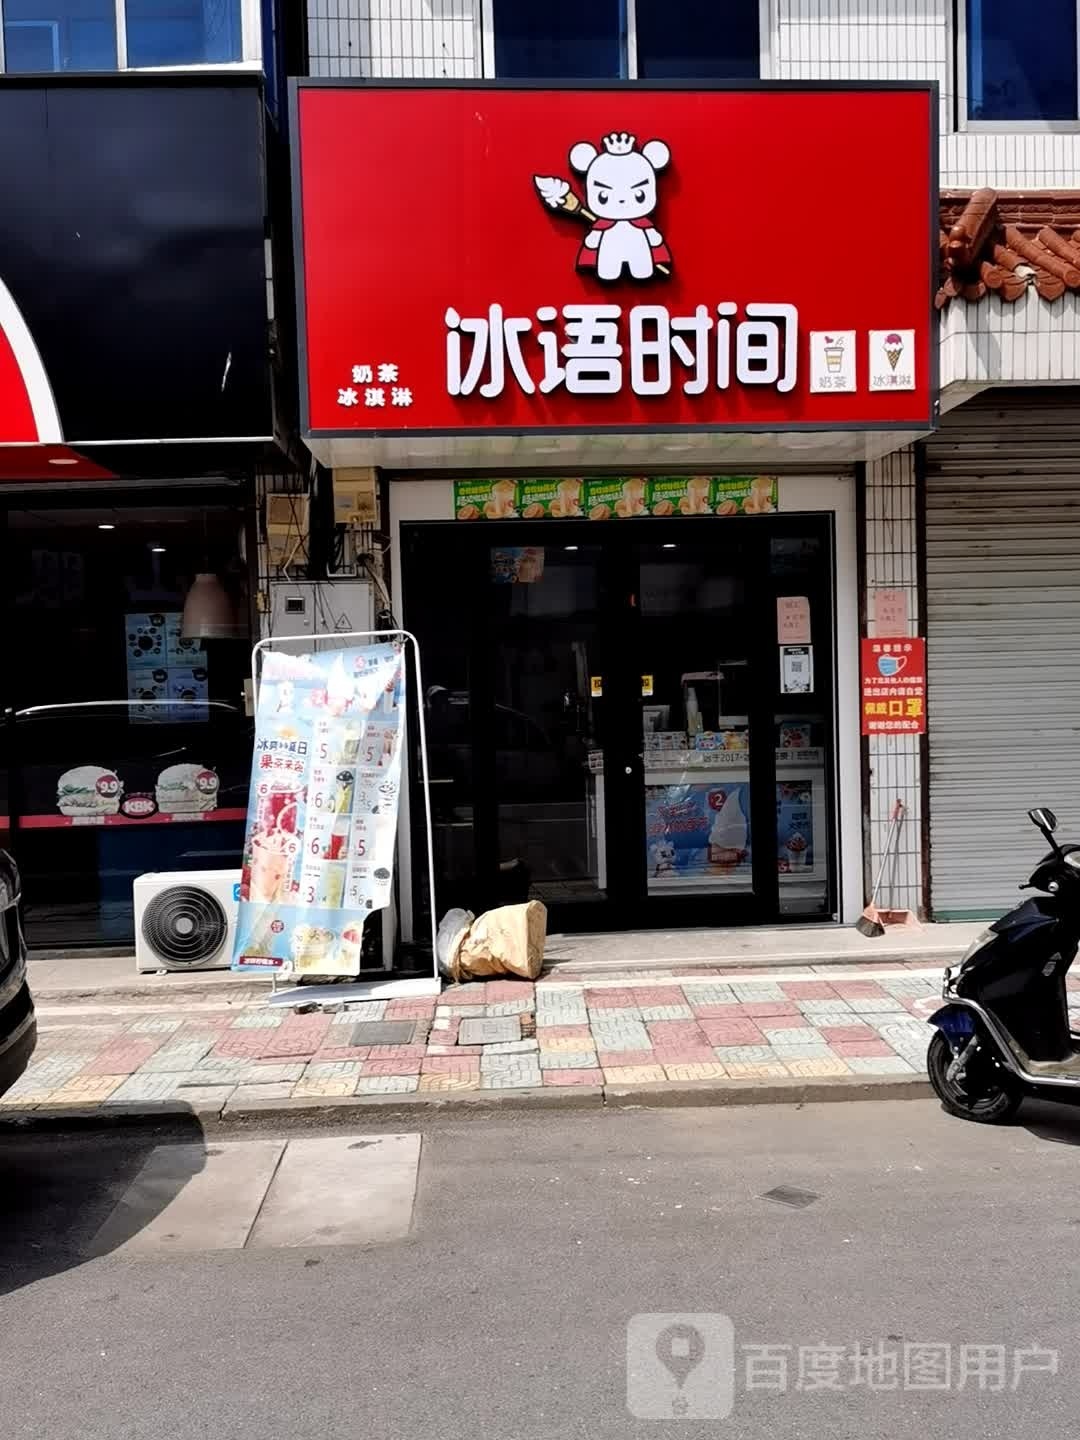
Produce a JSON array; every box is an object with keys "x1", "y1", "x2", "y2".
[{"x1": 1030, "y1": 807, "x2": 1058, "y2": 833}]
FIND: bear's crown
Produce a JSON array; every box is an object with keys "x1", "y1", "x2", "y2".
[{"x1": 602, "y1": 131, "x2": 636, "y2": 156}]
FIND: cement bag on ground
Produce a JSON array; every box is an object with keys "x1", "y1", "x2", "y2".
[
  {"x1": 436, "y1": 908, "x2": 474, "y2": 979},
  {"x1": 452, "y1": 900, "x2": 547, "y2": 981}
]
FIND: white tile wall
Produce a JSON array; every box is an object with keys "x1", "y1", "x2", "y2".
[
  {"x1": 864, "y1": 446, "x2": 924, "y2": 915},
  {"x1": 941, "y1": 131, "x2": 1080, "y2": 189},
  {"x1": 771, "y1": 0, "x2": 951, "y2": 132},
  {"x1": 307, "y1": 0, "x2": 481, "y2": 79},
  {"x1": 940, "y1": 291, "x2": 1080, "y2": 391}
]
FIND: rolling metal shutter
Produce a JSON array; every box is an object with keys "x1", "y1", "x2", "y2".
[{"x1": 926, "y1": 391, "x2": 1080, "y2": 919}]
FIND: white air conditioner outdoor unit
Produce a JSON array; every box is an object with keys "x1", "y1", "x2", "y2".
[{"x1": 134, "y1": 869, "x2": 242, "y2": 972}]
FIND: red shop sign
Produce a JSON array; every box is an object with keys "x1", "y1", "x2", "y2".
[
  {"x1": 861, "y1": 638, "x2": 927, "y2": 736},
  {"x1": 294, "y1": 83, "x2": 937, "y2": 439}
]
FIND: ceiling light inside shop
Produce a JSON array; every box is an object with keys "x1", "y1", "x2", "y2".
[
  {"x1": 564, "y1": 545, "x2": 579, "y2": 551},
  {"x1": 150, "y1": 546, "x2": 166, "y2": 553},
  {"x1": 181, "y1": 572, "x2": 244, "y2": 640},
  {"x1": 662, "y1": 543, "x2": 677, "y2": 549},
  {"x1": 98, "y1": 523, "x2": 115, "y2": 530}
]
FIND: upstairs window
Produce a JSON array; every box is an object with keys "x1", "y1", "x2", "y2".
[
  {"x1": 495, "y1": 0, "x2": 625, "y2": 79},
  {"x1": 4, "y1": 0, "x2": 117, "y2": 71},
  {"x1": 2, "y1": 0, "x2": 245, "y2": 72},
  {"x1": 636, "y1": 0, "x2": 759, "y2": 79},
  {"x1": 493, "y1": 0, "x2": 761, "y2": 81},
  {"x1": 126, "y1": 0, "x2": 243, "y2": 66},
  {"x1": 967, "y1": 0, "x2": 1079, "y2": 121}
]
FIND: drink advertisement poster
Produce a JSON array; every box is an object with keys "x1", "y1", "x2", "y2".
[{"x1": 232, "y1": 642, "x2": 405, "y2": 975}]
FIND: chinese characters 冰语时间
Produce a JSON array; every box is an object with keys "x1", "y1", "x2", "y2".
[{"x1": 445, "y1": 302, "x2": 798, "y2": 399}]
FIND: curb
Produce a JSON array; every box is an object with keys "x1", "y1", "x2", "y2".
[
  {"x1": 27, "y1": 984, "x2": 272, "y2": 1005},
  {"x1": 0, "y1": 1073, "x2": 932, "y2": 1133},
  {"x1": 602, "y1": 1074, "x2": 932, "y2": 1107},
  {"x1": 30, "y1": 946, "x2": 961, "y2": 1003},
  {"x1": 543, "y1": 951, "x2": 961, "y2": 975}
]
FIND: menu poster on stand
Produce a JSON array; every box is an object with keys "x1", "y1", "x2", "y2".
[{"x1": 232, "y1": 642, "x2": 406, "y2": 975}]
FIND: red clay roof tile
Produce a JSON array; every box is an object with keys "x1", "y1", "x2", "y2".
[{"x1": 939, "y1": 190, "x2": 1080, "y2": 305}]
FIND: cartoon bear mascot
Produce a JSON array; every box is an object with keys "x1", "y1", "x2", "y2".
[{"x1": 570, "y1": 131, "x2": 672, "y2": 281}]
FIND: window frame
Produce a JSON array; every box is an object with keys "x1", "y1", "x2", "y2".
[
  {"x1": 3, "y1": 17, "x2": 61, "y2": 71},
  {"x1": 958, "y1": 0, "x2": 1080, "y2": 132},
  {"x1": 0, "y1": 0, "x2": 262, "y2": 74},
  {"x1": 482, "y1": 0, "x2": 772, "y2": 82}
]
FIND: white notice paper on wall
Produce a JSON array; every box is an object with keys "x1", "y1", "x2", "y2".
[
  {"x1": 776, "y1": 596, "x2": 811, "y2": 645},
  {"x1": 780, "y1": 645, "x2": 814, "y2": 695},
  {"x1": 873, "y1": 588, "x2": 909, "y2": 636}
]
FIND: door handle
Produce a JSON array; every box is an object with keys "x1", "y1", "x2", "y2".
[{"x1": 624, "y1": 766, "x2": 633, "y2": 775}]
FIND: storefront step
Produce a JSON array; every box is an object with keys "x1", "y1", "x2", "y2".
[
  {"x1": 26, "y1": 953, "x2": 272, "y2": 1005},
  {"x1": 542, "y1": 922, "x2": 984, "y2": 976}
]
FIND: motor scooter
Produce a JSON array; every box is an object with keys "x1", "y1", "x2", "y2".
[{"x1": 928, "y1": 807, "x2": 1080, "y2": 1123}]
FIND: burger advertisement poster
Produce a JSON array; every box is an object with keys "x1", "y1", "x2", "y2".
[
  {"x1": 232, "y1": 643, "x2": 406, "y2": 976},
  {"x1": 52, "y1": 762, "x2": 222, "y2": 825}
]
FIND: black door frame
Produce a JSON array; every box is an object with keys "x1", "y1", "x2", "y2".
[{"x1": 402, "y1": 514, "x2": 838, "y2": 934}]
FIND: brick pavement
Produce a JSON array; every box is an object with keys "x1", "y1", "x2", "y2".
[{"x1": 9, "y1": 966, "x2": 1077, "y2": 1114}]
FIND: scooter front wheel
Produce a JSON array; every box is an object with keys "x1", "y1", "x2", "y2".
[{"x1": 927, "y1": 1029, "x2": 1022, "y2": 1124}]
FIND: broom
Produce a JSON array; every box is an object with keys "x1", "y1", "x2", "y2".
[{"x1": 856, "y1": 798, "x2": 905, "y2": 938}]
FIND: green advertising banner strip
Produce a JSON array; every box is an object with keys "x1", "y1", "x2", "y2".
[
  {"x1": 453, "y1": 476, "x2": 778, "y2": 519},
  {"x1": 520, "y1": 477, "x2": 585, "y2": 519},
  {"x1": 712, "y1": 475, "x2": 778, "y2": 515},
  {"x1": 453, "y1": 478, "x2": 520, "y2": 520}
]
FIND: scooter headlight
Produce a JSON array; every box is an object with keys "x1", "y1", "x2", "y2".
[{"x1": 959, "y1": 927, "x2": 996, "y2": 964}]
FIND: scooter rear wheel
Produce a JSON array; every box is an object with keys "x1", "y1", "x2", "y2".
[{"x1": 927, "y1": 1029, "x2": 1021, "y2": 1124}]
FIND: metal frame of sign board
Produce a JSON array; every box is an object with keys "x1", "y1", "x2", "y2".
[{"x1": 251, "y1": 628, "x2": 439, "y2": 990}]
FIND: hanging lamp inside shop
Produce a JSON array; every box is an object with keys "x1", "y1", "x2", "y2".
[
  {"x1": 181, "y1": 572, "x2": 243, "y2": 639},
  {"x1": 181, "y1": 510, "x2": 246, "y2": 640}
]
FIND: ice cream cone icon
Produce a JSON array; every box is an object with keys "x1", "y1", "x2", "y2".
[{"x1": 884, "y1": 333, "x2": 903, "y2": 371}]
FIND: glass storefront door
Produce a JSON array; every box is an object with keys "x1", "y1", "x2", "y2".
[
  {"x1": 626, "y1": 527, "x2": 835, "y2": 922},
  {"x1": 403, "y1": 513, "x2": 836, "y2": 934}
]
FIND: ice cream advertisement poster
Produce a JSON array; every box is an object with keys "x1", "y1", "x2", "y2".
[
  {"x1": 232, "y1": 642, "x2": 406, "y2": 976},
  {"x1": 644, "y1": 782, "x2": 752, "y2": 883},
  {"x1": 777, "y1": 782, "x2": 814, "y2": 872}
]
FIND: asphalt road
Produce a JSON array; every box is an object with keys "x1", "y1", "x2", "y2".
[{"x1": 1, "y1": 1098, "x2": 1077, "y2": 1439}]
